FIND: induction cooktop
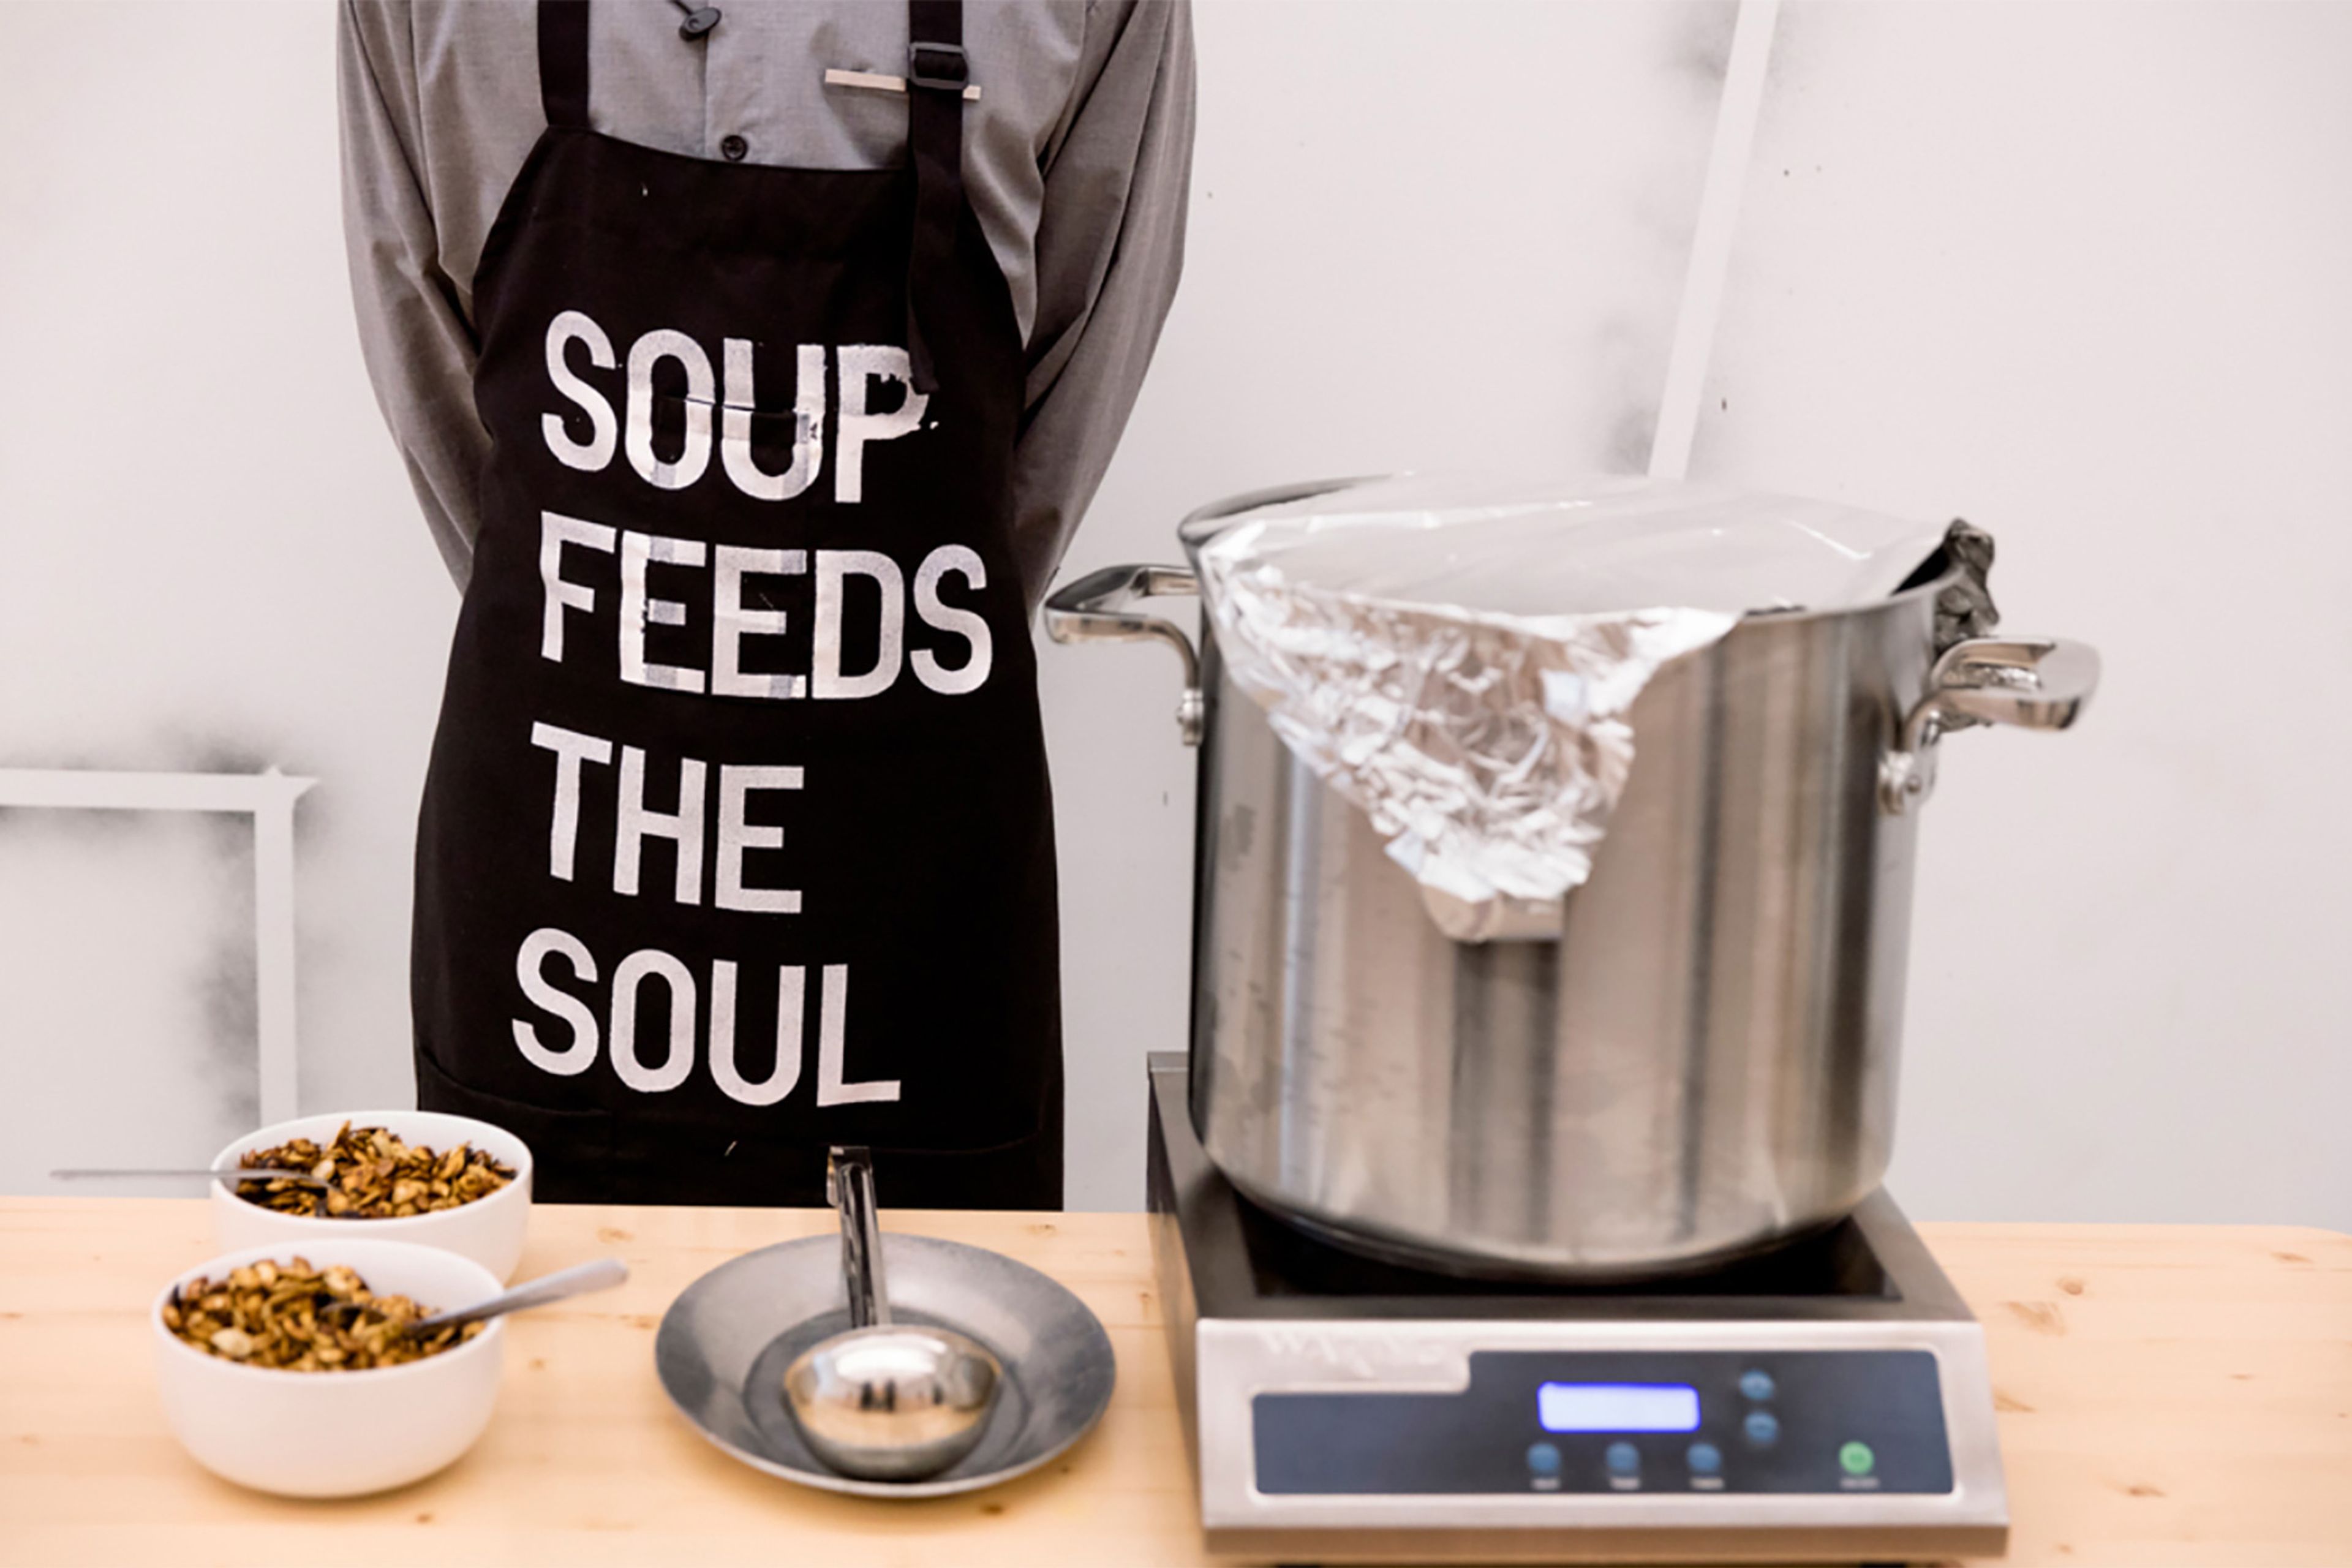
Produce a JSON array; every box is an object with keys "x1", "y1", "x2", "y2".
[{"x1": 1144, "y1": 1054, "x2": 2009, "y2": 1564}]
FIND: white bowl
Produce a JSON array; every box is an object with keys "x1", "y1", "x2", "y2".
[
  {"x1": 153, "y1": 1239, "x2": 505, "y2": 1497},
  {"x1": 210, "y1": 1110, "x2": 533, "y2": 1282}
]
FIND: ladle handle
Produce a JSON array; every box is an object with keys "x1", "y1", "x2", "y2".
[{"x1": 827, "y1": 1145, "x2": 889, "y2": 1329}]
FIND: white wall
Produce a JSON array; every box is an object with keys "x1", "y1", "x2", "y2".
[
  {"x1": 0, "y1": 2, "x2": 453, "y2": 1185},
  {"x1": 1047, "y1": 0, "x2": 1735, "y2": 1205},
  {"x1": 2, "y1": 1, "x2": 2343, "y2": 1228},
  {"x1": 1697, "y1": 1, "x2": 2352, "y2": 1226}
]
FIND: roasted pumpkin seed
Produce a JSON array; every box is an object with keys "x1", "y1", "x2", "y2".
[
  {"x1": 232, "y1": 1123, "x2": 515, "y2": 1219},
  {"x1": 165, "y1": 1257, "x2": 485, "y2": 1371}
]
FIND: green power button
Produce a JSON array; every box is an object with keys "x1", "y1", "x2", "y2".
[{"x1": 1839, "y1": 1441, "x2": 1877, "y2": 1477}]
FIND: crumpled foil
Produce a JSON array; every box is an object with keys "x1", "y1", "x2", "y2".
[{"x1": 1188, "y1": 475, "x2": 1966, "y2": 940}]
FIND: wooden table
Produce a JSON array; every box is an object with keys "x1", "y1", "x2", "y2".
[{"x1": 2, "y1": 1198, "x2": 2347, "y2": 1567}]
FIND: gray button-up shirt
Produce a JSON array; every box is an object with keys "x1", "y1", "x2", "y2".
[{"x1": 337, "y1": 0, "x2": 1194, "y2": 600}]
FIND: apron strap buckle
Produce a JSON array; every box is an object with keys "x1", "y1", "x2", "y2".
[{"x1": 907, "y1": 40, "x2": 969, "y2": 93}]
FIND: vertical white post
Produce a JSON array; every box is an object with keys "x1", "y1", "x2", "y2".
[
  {"x1": 1649, "y1": 0, "x2": 1783, "y2": 481},
  {"x1": 251, "y1": 769, "x2": 312, "y2": 1127}
]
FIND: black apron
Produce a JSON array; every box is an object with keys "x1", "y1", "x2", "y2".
[{"x1": 412, "y1": 0, "x2": 1061, "y2": 1209}]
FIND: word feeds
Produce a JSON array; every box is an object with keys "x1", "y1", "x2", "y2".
[{"x1": 539, "y1": 514, "x2": 992, "y2": 701}]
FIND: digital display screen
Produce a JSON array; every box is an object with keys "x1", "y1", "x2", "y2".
[{"x1": 1537, "y1": 1382, "x2": 1702, "y2": 1433}]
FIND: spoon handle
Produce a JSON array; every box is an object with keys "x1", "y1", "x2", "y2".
[
  {"x1": 412, "y1": 1257, "x2": 629, "y2": 1333},
  {"x1": 827, "y1": 1145, "x2": 889, "y2": 1329},
  {"x1": 51, "y1": 1166, "x2": 330, "y2": 1188}
]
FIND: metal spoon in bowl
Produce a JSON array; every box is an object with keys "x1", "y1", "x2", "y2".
[
  {"x1": 53, "y1": 1165, "x2": 350, "y2": 1218},
  {"x1": 782, "y1": 1147, "x2": 1001, "y2": 1482},
  {"x1": 53, "y1": 1166, "x2": 333, "y2": 1189},
  {"x1": 323, "y1": 1257, "x2": 629, "y2": 1335}
]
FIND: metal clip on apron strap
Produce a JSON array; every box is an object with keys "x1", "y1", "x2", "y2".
[{"x1": 904, "y1": 0, "x2": 968, "y2": 396}]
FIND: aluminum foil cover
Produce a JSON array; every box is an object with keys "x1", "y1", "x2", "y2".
[{"x1": 1187, "y1": 475, "x2": 1953, "y2": 938}]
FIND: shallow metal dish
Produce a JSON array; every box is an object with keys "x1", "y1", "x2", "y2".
[{"x1": 654, "y1": 1232, "x2": 1116, "y2": 1498}]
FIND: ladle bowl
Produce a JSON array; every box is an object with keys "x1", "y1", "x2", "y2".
[{"x1": 781, "y1": 1148, "x2": 1001, "y2": 1482}]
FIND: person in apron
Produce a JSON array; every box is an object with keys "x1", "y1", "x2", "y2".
[{"x1": 411, "y1": 0, "x2": 1068, "y2": 1208}]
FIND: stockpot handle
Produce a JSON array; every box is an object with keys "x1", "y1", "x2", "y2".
[
  {"x1": 1880, "y1": 636, "x2": 2101, "y2": 814},
  {"x1": 1042, "y1": 564, "x2": 1205, "y2": 744}
]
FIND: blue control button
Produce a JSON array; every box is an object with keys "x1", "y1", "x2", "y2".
[
  {"x1": 1686, "y1": 1441, "x2": 1723, "y2": 1476},
  {"x1": 1605, "y1": 1441, "x2": 1642, "y2": 1476},
  {"x1": 1739, "y1": 1369, "x2": 1777, "y2": 1402},
  {"x1": 1525, "y1": 1442, "x2": 1562, "y2": 1477},
  {"x1": 1743, "y1": 1409, "x2": 1781, "y2": 1447}
]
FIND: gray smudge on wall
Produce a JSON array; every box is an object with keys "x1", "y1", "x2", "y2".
[
  {"x1": 0, "y1": 733, "x2": 307, "y2": 1147},
  {"x1": 1664, "y1": 0, "x2": 1741, "y2": 91}
]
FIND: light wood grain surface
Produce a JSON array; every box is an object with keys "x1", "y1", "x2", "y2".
[{"x1": 2, "y1": 1198, "x2": 2346, "y2": 1567}]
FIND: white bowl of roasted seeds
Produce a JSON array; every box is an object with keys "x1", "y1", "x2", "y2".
[
  {"x1": 209, "y1": 1111, "x2": 534, "y2": 1282},
  {"x1": 152, "y1": 1240, "x2": 506, "y2": 1497}
]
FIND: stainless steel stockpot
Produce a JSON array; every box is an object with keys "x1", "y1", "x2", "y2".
[{"x1": 1047, "y1": 483, "x2": 2097, "y2": 1280}]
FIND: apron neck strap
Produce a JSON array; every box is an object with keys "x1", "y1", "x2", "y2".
[
  {"x1": 905, "y1": 0, "x2": 967, "y2": 395},
  {"x1": 534, "y1": 0, "x2": 964, "y2": 394},
  {"x1": 539, "y1": 0, "x2": 591, "y2": 130}
]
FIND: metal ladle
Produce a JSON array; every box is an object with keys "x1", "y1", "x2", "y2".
[{"x1": 781, "y1": 1147, "x2": 1001, "y2": 1482}]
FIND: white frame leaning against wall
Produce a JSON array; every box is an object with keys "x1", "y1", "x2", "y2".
[{"x1": 0, "y1": 767, "x2": 314, "y2": 1126}]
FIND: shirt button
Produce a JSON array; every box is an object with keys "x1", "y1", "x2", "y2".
[{"x1": 720, "y1": 134, "x2": 748, "y2": 162}]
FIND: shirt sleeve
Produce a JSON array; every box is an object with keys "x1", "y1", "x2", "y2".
[
  {"x1": 1011, "y1": 0, "x2": 1197, "y2": 605},
  {"x1": 336, "y1": 0, "x2": 488, "y2": 590}
]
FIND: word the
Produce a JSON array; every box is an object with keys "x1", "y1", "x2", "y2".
[{"x1": 530, "y1": 723, "x2": 805, "y2": 911}]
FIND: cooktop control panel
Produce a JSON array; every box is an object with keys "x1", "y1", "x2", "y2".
[{"x1": 1253, "y1": 1349, "x2": 1953, "y2": 1496}]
